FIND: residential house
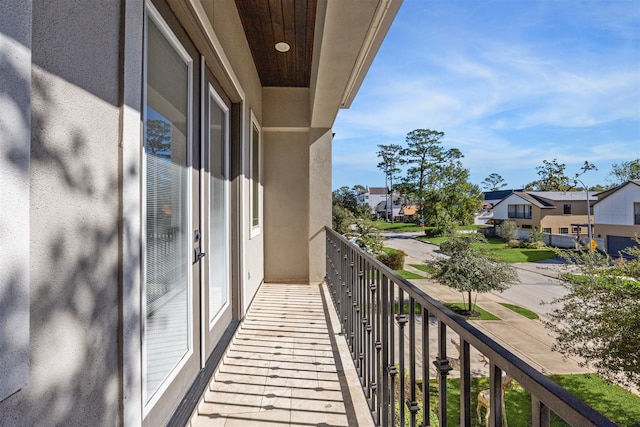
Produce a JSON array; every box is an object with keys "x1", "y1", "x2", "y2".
[
  {"x1": 373, "y1": 195, "x2": 403, "y2": 220},
  {"x1": 0, "y1": 1, "x2": 401, "y2": 425},
  {"x1": 492, "y1": 191, "x2": 596, "y2": 235},
  {"x1": 475, "y1": 189, "x2": 518, "y2": 225},
  {"x1": 594, "y1": 180, "x2": 640, "y2": 256},
  {"x1": 357, "y1": 186, "x2": 389, "y2": 214}
]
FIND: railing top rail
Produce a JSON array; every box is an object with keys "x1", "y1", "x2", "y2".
[{"x1": 325, "y1": 226, "x2": 615, "y2": 426}]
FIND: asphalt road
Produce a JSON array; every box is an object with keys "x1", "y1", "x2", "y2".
[{"x1": 382, "y1": 231, "x2": 569, "y2": 317}]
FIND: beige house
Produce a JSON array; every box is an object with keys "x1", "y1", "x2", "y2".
[
  {"x1": 0, "y1": 1, "x2": 401, "y2": 425},
  {"x1": 492, "y1": 191, "x2": 596, "y2": 235},
  {"x1": 594, "y1": 180, "x2": 640, "y2": 256}
]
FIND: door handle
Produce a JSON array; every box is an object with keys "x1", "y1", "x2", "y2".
[{"x1": 194, "y1": 246, "x2": 206, "y2": 263}]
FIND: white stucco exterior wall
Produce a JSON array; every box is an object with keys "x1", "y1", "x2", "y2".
[{"x1": 594, "y1": 183, "x2": 640, "y2": 226}]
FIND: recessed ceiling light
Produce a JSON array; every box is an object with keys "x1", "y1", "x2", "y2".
[{"x1": 275, "y1": 42, "x2": 290, "y2": 53}]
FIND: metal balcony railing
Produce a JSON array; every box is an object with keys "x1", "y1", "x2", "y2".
[{"x1": 324, "y1": 227, "x2": 615, "y2": 427}]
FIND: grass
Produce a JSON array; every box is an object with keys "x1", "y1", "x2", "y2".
[
  {"x1": 394, "y1": 301, "x2": 423, "y2": 315},
  {"x1": 414, "y1": 373, "x2": 640, "y2": 426},
  {"x1": 409, "y1": 263, "x2": 437, "y2": 275},
  {"x1": 443, "y1": 302, "x2": 500, "y2": 320},
  {"x1": 565, "y1": 273, "x2": 639, "y2": 287},
  {"x1": 395, "y1": 269, "x2": 427, "y2": 279},
  {"x1": 372, "y1": 221, "x2": 479, "y2": 233},
  {"x1": 499, "y1": 303, "x2": 539, "y2": 319},
  {"x1": 417, "y1": 236, "x2": 557, "y2": 263}
]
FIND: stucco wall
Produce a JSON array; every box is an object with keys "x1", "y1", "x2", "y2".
[
  {"x1": 595, "y1": 184, "x2": 640, "y2": 226},
  {"x1": 0, "y1": 1, "x2": 122, "y2": 425},
  {"x1": 263, "y1": 131, "x2": 310, "y2": 282}
]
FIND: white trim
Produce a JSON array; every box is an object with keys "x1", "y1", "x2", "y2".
[
  {"x1": 142, "y1": 1, "x2": 195, "y2": 414},
  {"x1": 199, "y1": 56, "x2": 206, "y2": 368}
]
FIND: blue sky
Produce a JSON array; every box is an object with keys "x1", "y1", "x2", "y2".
[{"x1": 332, "y1": 0, "x2": 640, "y2": 191}]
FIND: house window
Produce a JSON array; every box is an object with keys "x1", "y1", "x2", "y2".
[
  {"x1": 250, "y1": 115, "x2": 261, "y2": 234},
  {"x1": 522, "y1": 224, "x2": 532, "y2": 229},
  {"x1": 560, "y1": 227, "x2": 569, "y2": 234},
  {"x1": 563, "y1": 204, "x2": 571, "y2": 215},
  {"x1": 508, "y1": 204, "x2": 532, "y2": 219},
  {"x1": 635, "y1": 203, "x2": 640, "y2": 225},
  {"x1": 543, "y1": 228, "x2": 551, "y2": 233}
]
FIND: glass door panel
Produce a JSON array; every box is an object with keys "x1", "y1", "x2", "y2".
[
  {"x1": 143, "y1": 9, "x2": 192, "y2": 405},
  {"x1": 208, "y1": 86, "x2": 229, "y2": 323}
]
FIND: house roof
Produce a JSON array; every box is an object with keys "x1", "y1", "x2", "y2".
[
  {"x1": 401, "y1": 205, "x2": 418, "y2": 215},
  {"x1": 594, "y1": 180, "x2": 640, "y2": 205},
  {"x1": 493, "y1": 190, "x2": 596, "y2": 210},
  {"x1": 368, "y1": 187, "x2": 387, "y2": 195}
]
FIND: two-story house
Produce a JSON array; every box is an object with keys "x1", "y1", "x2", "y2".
[
  {"x1": 357, "y1": 186, "x2": 389, "y2": 214},
  {"x1": 492, "y1": 191, "x2": 596, "y2": 235},
  {"x1": 594, "y1": 180, "x2": 640, "y2": 256}
]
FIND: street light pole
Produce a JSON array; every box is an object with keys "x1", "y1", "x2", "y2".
[{"x1": 575, "y1": 178, "x2": 593, "y2": 253}]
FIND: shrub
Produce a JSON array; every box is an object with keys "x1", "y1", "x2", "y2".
[
  {"x1": 377, "y1": 248, "x2": 407, "y2": 270},
  {"x1": 439, "y1": 234, "x2": 487, "y2": 255},
  {"x1": 507, "y1": 239, "x2": 521, "y2": 248},
  {"x1": 498, "y1": 220, "x2": 518, "y2": 241}
]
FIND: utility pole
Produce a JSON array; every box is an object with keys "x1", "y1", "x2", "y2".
[{"x1": 574, "y1": 178, "x2": 593, "y2": 253}]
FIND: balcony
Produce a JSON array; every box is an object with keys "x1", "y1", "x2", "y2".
[{"x1": 187, "y1": 228, "x2": 615, "y2": 426}]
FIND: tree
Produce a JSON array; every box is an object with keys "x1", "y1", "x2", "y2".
[
  {"x1": 609, "y1": 159, "x2": 640, "y2": 184},
  {"x1": 430, "y1": 236, "x2": 518, "y2": 313},
  {"x1": 145, "y1": 119, "x2": 172, "y2": 157},
  {"x1": 332, "y1": 186, "x2": 368, "y2": 232},
  {"x1": 332, "y1": 186, "x2": 358, "y2": 213},
  {"x1": 400, "y1": 129, "x2": 481, "y2": 225},
  {"x1": 482, "y1": 173, "x2": 507, "y2": 191},
  {"x1": 525, "y1": 159, "x2": 597, "y2": 191},
  {"x1": 525, "y1": 159, "x2": 571, "y2": 191},
  {"x1": 376, "y1": 144, "x2": 403, "y2": 222},
  {"x1": 544, "y1": 247, "x2": 640, "y2": 388}
]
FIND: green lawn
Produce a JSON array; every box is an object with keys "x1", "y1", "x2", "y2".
[
  {"x1": 500, "y1": 303, "x2": 539, "y2": 319},
  {"x1": 443, "y1": 302, "x2": 500, "y2": 320},
  {"x1": 395, "y1": 269, "x2": 427, "y2": 280},
  {"x1": 417, "y1": 236, "x2": 557, "y2": 263},
  {"x1": 409, "y1": 263, "x2": 437, "y2": 275},
  {"x1": 373, "y1": 221, "x2": 479, "y2": 233},
  {"x1": 398, "y1": 373, "x2": 640, "y2": 426},
  {"x1": 435, "y1": 374, "x2": 640, "y2": 426}
]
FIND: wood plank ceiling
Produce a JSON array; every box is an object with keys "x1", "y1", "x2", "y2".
[{"x1": 234, "y1": 0, "x2": 317, "y2": 87}]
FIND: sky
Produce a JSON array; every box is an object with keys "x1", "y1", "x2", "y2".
[{"x1": 332, "y1": 0, "x2": 640, "y2": 191}]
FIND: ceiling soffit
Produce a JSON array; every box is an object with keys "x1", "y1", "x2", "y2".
[{"x1": 234, "y1": 0, "x2": 317, "y2": 87}]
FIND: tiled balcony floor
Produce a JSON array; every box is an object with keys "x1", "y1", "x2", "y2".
[{"x1": 188, "y1": 283, "x2": 373, "y2": 427}]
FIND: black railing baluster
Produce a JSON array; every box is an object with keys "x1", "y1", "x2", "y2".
[
  {"x1": 532, "y1": 395, "x2": 551, "y2": 427},
  {"x1": 421, "y1": 307, "x2": 429, "y2": 427},
  {"x1": 460, "y1": 338, "x2": 471, "y2": 427},
  {"x1": 381, "y1": 275, "x2": 390, "y2": 427},
  {"x1": 408, "y1": 297, "x2": 418, "y2": 427},
  {"x1": 390, "y1": 283, "x2": 397, "y2": 427},
  {"x1": 434, "y1": 320, "x2": 452, "y2": 426},
  {"x1": 397, "y1": 287, "x2": 406, "y2": 427},
  {"x1": 490, "y1": 362, "x2": 503, "y2": 427}
]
